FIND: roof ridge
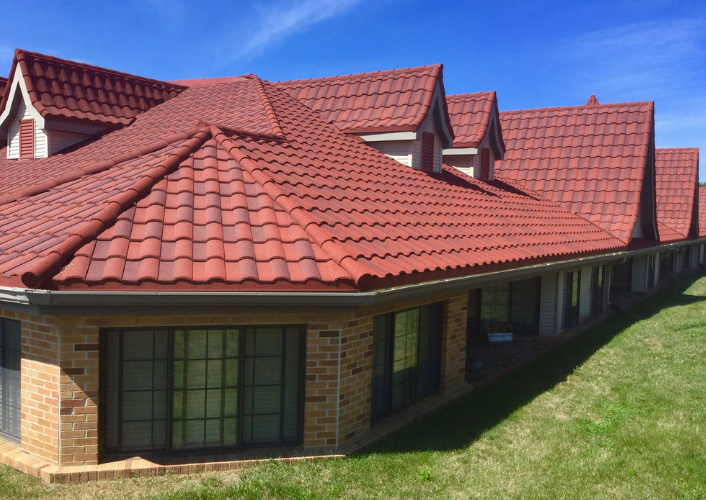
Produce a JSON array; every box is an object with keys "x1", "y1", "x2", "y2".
[
  {"x1": 274, "y1": 63, "x2": 443, "y2": 86},
  {"x1": 14, "y1": 48, "x2": 187, "y2": 90},
  {"x1": 446, "y1": 91, "x2": 496, "y2": 101},
  {"x1": 656, "y1": 147, "x2": 699, "y2": 153},
  {"x1": 0, "y1": 125, "x2": 205, "y2": 206},
  {"x1": 500, "y1": 100, "x2": 654, "y2": 115},
  {"x1": 211, "y1": 125, "x2": 381, "y2": 286},
  {"x1": 246, "y1": 76, "x2": 286, "y2": 139},
  {"x1": 20, "y1": 126, "x2": 212, "y2": 288}
]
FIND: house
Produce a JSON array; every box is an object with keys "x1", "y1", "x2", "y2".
[{"x1": 0, "y1": 50, "x2": 702, "y2": 481}]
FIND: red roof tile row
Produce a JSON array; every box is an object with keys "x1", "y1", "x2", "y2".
[
  {"x1": 446, "y1": 92, "x2": 501, "y2": 148},
  {"x1": 496, "y1": 101, "x2": 655, "y2": 244},
  {"x1": 655, "y1": 148, "x2": 699, "y2": 242},
  {"x1": 0, "y1": 49, "x2": 186, "y2": 129},
  {"x1": 275, "y1": 65, "x2": 452, "y2": 136}
]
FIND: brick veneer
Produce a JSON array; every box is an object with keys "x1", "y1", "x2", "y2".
[{"x1": 1, "y1": 293, "x2": 469, "y2": 469}]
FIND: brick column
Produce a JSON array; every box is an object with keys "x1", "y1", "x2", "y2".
[
  {"x1": 337, "y1": 313, "x2": 374, "y2": 444},
  {"x1": 57, "y1": 319, "x2": 100, "y2": 465},
  {"x1": 439, "y1": 291, "x2": 468, "y2": 392},
  {"x1": 13, "y1": 311, "x2": 60, "y2": 463},
  {"x1": 303, "y1": 321, "x2": 341, "y2": 449}
]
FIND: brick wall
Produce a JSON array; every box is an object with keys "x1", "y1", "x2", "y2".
[
  {"x1": 2, "y1": 294, "x2": 470, "y2": 466},
  {"x1": 0, "y1": 309, "x2": 60, "y2": 463}
]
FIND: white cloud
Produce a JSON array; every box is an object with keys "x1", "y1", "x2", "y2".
[
  {"x1": 558, "y1": 19, "x2": 706, "y2": 98},
  {"x1": 229, "y1": 0, "x2": 365, "y2": 60}
]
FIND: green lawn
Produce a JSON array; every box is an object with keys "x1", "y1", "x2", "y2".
[{"x1": 3, "y1": 272, "x2": 706, "y2": 499}]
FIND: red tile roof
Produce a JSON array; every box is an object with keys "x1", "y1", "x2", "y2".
[
  {"x1": 275, "y1": 64, "x2": 453, "y2": 137},
  {"x1": 0, "y1": 76, "x2": 624, "y2": 291},
  {"x1": 0, "y1": 49, "x2": 186, "y2": 129},
  {"x1": 497, "y1": 101, "x2": 655, "y2": 244},
  {"x1": 446, "y1": 92, "x2": 502, "y2": 148},
  {"x1": 655, "y1": 148, "x2": 699, "y2": 242},
  {"x1": 698, "y1": 186, "x2": 706, "y2": 237}
]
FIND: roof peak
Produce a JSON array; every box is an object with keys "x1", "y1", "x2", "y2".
[{"x1": 586, "y1": 94, "x2": 600, "y2": 105}]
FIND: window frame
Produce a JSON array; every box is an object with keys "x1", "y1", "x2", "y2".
[
  {"x1": 564, "y1": 270, "x2": 581, "y2": 330},
  {"x1": 99, "y1": 324, "x2": 306, "y2": 460}
]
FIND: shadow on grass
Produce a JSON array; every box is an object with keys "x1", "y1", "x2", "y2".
[{"x1": 363, "y1": 271, "x2": 706, "y2": 454}]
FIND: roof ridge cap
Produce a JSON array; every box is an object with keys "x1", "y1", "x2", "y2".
[
  {"x1": 0, "y1": 126, "x2": 204, "y2": 206},
  {"x1": 212, "y1": 126, "x2": 378, "y2": 287},
  {"x1": 14, "y1": 48, "x2": 187, "y2": 90},
  {"x1": 500, "y1": 100, "x2": 654, "y2": 115},
  {"x1": 20, "y1": 126, "x2": 212, "y2": 288},
  {"x1": 274, "y1": 63, "x2": 443, "y2": 86},
  {"x1": 446, "y1": 91, "x2": 496, "y2": 100},
  {"x1": 247, "y1": 76, "x2": 286, "y2": 139}
]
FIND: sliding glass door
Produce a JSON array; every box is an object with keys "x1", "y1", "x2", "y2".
[
  {"x1": 371, "y1": 302, "x2": 443, "y2": 423},
  {"x1": 101, "y1": 325, "x2": 303, "y2": 457}
]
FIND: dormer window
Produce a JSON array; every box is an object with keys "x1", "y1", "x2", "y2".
[
  {"x1": 421, "y1": 132, "x2": 435, "y2": 172},
  {"x1": 19, "y1": 119, "x2": 34, "y2": 159}
]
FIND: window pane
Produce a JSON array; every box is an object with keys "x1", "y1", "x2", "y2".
[{"x1": 172, "y1": 329, "x2": 241, "y2": 451}]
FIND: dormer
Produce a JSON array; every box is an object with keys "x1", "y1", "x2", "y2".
[
  {"x1": 443, "y1": 91, "x2": 505, "y2": 181},
  {"x1": 0, "y1": 49, "x2": 186, "y2": 159},
  {"x1": 276, "y1": 64, "x2": 454, "y2": 173}
]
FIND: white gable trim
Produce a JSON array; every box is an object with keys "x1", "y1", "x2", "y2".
[
  {"x1": 0, "y1": 67, "x2": 45, "y2": 131},
  {"x1": 442, "y1": 147, "x2": 478, "y2": 155},
  {"x1": 357, "y1": 131, "x2": 418, "y2": 142}
]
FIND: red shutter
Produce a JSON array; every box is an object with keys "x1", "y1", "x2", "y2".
[
  {"x1": 480, "y1": 148, "x2": 490, "y2": 181},
  {"x1": 421, "y1": 132, "x2": 435, "y2": 172},
  {"x1": 19, "y1": 119, "x2": 34, "y2": 159}
]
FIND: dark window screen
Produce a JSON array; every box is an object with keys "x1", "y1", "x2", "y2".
[
  {"x1": 172, "y1": 329, "x2": 239, "y2": 451},
  {"x1": 612, "y1": 259, "x2": 633, "y2": 293},
  {"x1": 371, "y1": 303, "x2": 442, "y2": 423},
  {"x1": 480, "y1": 282, "x2": 510, "y2": 333},
  {"x1": 102, "y1": 325, "x2": 303, "y2": 457},
  {"x1": 0, "y1": 318, "x2": 21, "y2": 444},
  {"x1": 591, "y1": 266, "x2": 605, "y2": 316},
  {"x1": 509, "y1": 277, "x2": 540, "y2": 336},
  {"x1": 104, "y1": 330, "x2": 169, "y2": 454},
  {"x1": 564, "y1": 271, "x2": 580, "y2": 330}
]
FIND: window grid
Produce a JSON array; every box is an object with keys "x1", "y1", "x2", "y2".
[
  {"x1": 100, "y1": 325, "x2": 304, "y2": 459},
  {"x1": 0, "y1": 318, "x2": 21, "y2": 444}
]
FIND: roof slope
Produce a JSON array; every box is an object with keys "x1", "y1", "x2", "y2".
[
  {"x1": 0, "y1": 76, "x2": 7, "y2": 97},
  {"x1": 0, "y1": 76, "x2": 624, "y2": 291},
  {"x1": 0, "y1": 49, "x2": 186, "y2": 128},
  {"x1": 655, "y1": 148, "x2": 699, "y2": 242},
  {"x1": 446, "y1": 92, "x2": 502, "y2": 148},
  {"x1": 497, "y1": 101, "x2": 654, "y2": 243},
  {"x1": 275, "y1": 64, "x2": 451, "y2": 135}
]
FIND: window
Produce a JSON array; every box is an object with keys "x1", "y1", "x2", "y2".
[
  {"x1": 101, "y1": 325, "x2": 303, "y2": 457},
  {"x1": 611, "y1": 259, "x2": 632, "y2": 293},
  {"x1": 421, "y1": 132, "x2": 435, "y2": 172},
  {"x1": 591, "y1": 265, "x2": 605, "y2": 316},
  {"x1": 661, "y1": 251, "x2": 675, "y2": 276},
  {"x1": 371, "y1": 303, "x2": 443, "y2": 423},
  {"x1": 681, "y1": 246, "x2": 691, "y2": 269},
  {"x1": 19, "y1": 119, "x2": 34, "y2": 159},
  {"x1": 480, "y1": 148, "x2": 490, "y2": 181},
  {"x1": 564, "y1": 271, "x2": 580, "y2": 330},
  {"x1": 0, "y1": 318, "x2": 21, "y2": 444},
  {"x1": 467, "y1": 277, "x2": 540, "y2": 339}
]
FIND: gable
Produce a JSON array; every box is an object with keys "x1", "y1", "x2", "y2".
[
  {"x1": 655, "y1": 148, "x2": 699, "y2": 242},
  {"x1": 497, "y1": 101, "x2": 655, "y2": 244}
]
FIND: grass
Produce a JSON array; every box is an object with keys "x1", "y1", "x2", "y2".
[{"x1": 2, "y1": 272, "x2": 706, "y2": 499}]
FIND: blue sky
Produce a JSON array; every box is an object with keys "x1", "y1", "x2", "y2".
[{"x1": 1, "y1": 0, "x2": 705, "y2": 177}]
